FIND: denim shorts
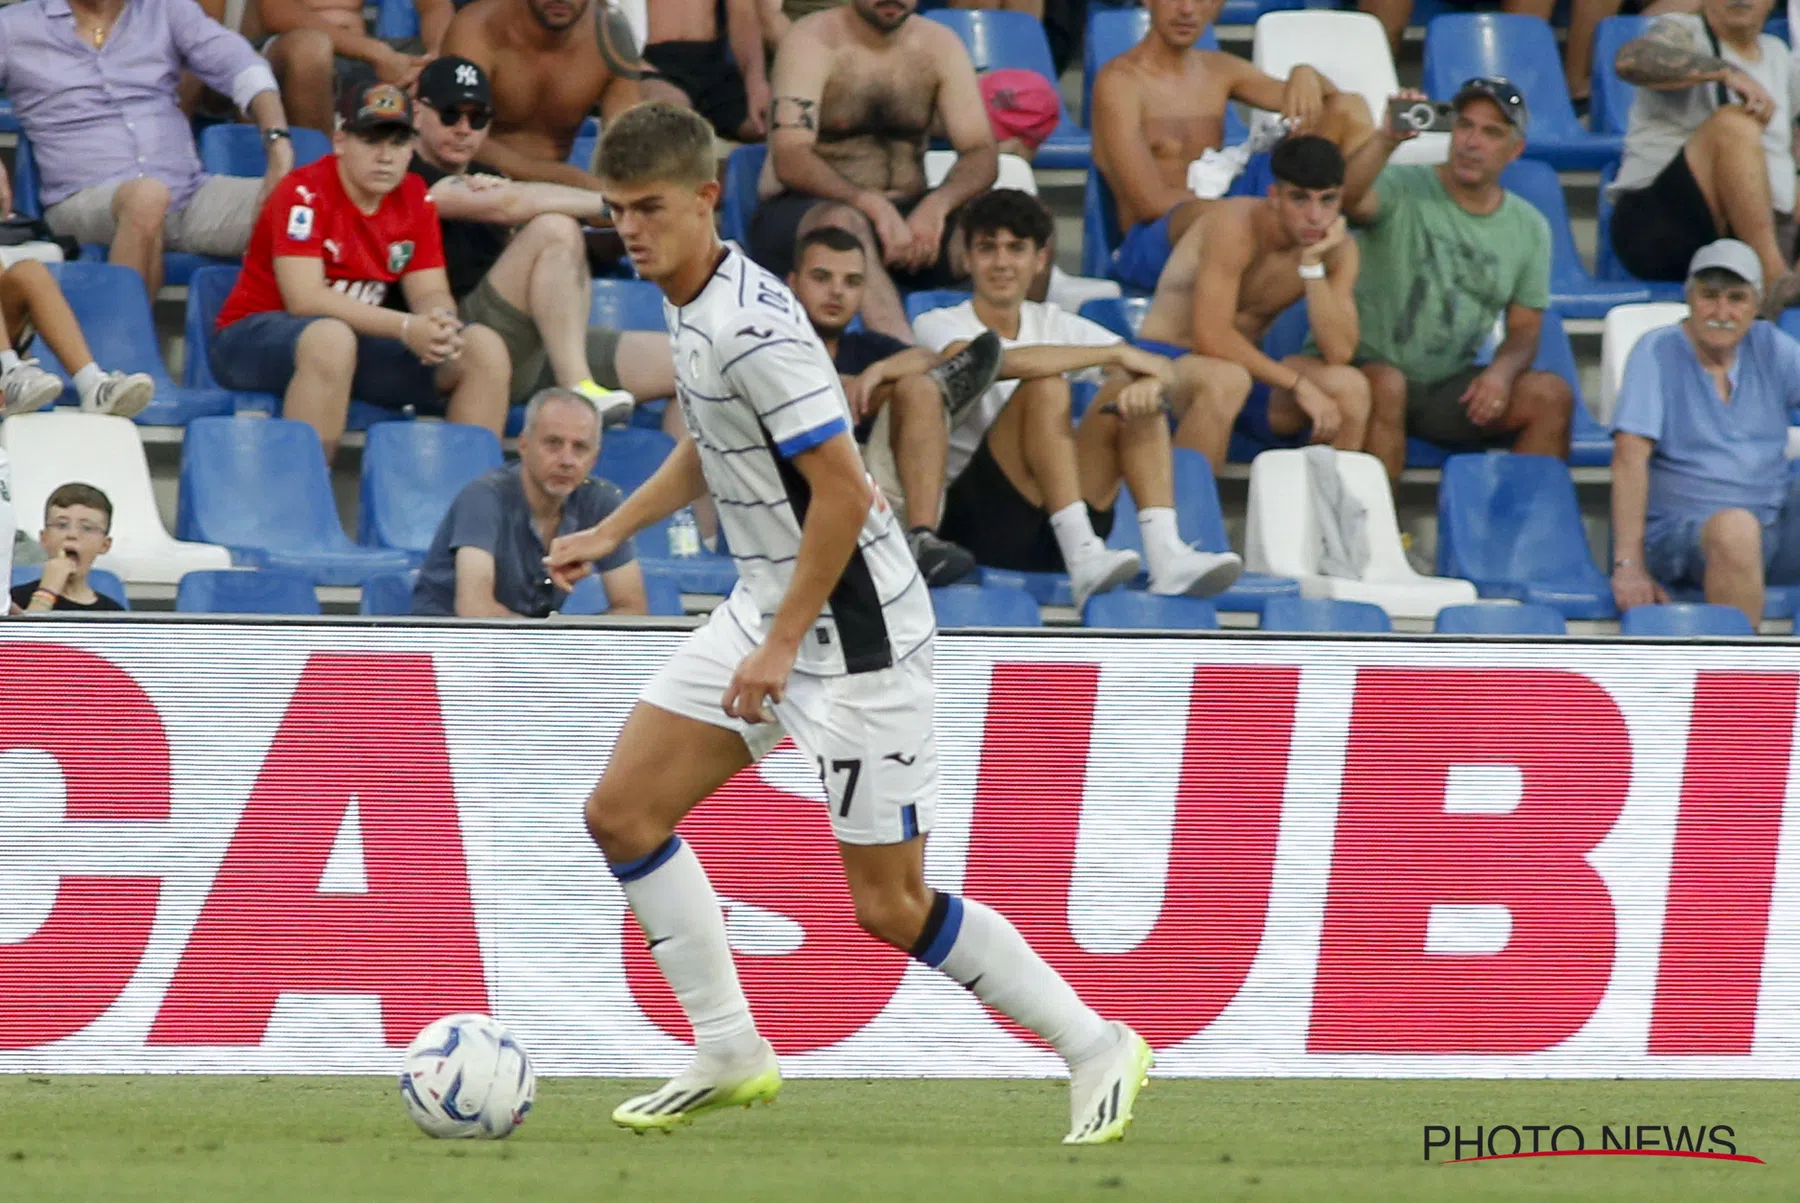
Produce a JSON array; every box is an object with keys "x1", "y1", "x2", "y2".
[
  {"x1": 1646, "y1": 476, "x2": 1800, "y2": 588},
  {"x1": 210, "y1": 311, "x2": 444, "y2": 414}
]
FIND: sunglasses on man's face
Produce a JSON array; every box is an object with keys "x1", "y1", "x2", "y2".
[{"x1": 432, "y1": 104, "x2": 493, "y2": 131}]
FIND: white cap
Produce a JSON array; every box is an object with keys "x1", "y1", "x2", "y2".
[{"x1": 1687, "y1": 239, "x2": 1763, "y2": 293}]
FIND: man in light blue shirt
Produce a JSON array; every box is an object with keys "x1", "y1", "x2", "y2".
[{"x1": 1611, "y1": 238, "x2": 1800, "y2": 626}]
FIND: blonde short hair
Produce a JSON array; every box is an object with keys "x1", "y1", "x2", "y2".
[{"x1": 595, "y1": 101, "x2": 715, "y2": 188}]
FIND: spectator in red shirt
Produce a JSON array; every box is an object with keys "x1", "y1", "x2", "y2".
[{"x1": 211, "y1": 80, "x2": 510, "y2": 460}]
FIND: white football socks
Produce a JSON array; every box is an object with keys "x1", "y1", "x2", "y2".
[
  {"x1": 612, "y1": 835, "x2": 764, "y2": 1064},
  {"x1": 1048, "y1": 501, "x2": 1105, "y2": 570},
  {"x1": 1137, "y1": 506, "x2": 1188, "y2": 577},
  {"x1": 72, "y1": 363, "x2": 103, "y2": 406},
  {"x1": 913, "y1": 892, "x2": 1113, "y2": 1067}
]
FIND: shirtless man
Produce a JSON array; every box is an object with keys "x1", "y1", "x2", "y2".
[
  {"x1": 1135, "y1": 135, "x2": 1372, "y2": 466},
  {"x1": 443, "y1": 0, "x2": 646, "y2": 188},
  {"x1": 643, "y1": 0, "x2": 770, "y2": 142},
  {"x1": 252, "y1": 0, "x2": 452, "y2": 132},
  {"x1": 751, "y1": 0, "x2": 998, "y2": 340},
  {"x1": 1091, "y1": 0, "x2": 1374, "y2": 293}
]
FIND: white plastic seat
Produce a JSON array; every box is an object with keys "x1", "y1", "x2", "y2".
[
  {"x1": 925, "y1": 150, "x2": 1039, "y2": 196},
  {"x1": 1253, "y1": 11, "x2": 1448, "y2": 167},
  {"x1": 2, "y1": 411, "x2": 230, "y2": 584},
  {"x1": 1244, "y1": 448, "x2": 1477, "y2": 619},
  {"x1": 1598, "y1": 302, "x2": 1688, "y2": 426}
]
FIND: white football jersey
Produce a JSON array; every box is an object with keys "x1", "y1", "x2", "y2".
[{"x1": 664, "y1": 244, "x2": 933, "y2": 676}]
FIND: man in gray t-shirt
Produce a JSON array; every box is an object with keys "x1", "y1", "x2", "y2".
[
  {"x1": 1609, "y1": 0, "x2": 1800, "y2": 313},
  {"x1": 413, "y1": 387, "x2": 647, "y2": 617}
]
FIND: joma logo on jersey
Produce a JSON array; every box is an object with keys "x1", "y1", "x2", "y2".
[{"x1": 736, "y1": 325, "x2": 774, "y2": 341}]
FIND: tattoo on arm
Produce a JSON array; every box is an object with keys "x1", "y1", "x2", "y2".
[
  {"x1": 596, "y1": 5, "x2": 645, "y2": 80},
  {"x1": 771, "y1": 95, "x2": 817, "y2": 131},
  {"x1": 1615, "y1": 25, "x2": 1728, "y2": 87}
]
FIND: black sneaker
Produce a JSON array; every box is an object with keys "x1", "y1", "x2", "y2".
[
  {"x1": 927, "y1": 329, "x2": 1003, "y2": 427},
  {"x1": 908, "y1": 527, "x2": 977, "y2": 587}
]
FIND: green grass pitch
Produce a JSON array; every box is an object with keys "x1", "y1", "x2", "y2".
[{"x1": 0, "y1": 1076, "x2": 1794, "y2": 1202}]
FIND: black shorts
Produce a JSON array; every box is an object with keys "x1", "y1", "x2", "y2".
[
  {"x1": 1611, "y1": 151, "x2": 1721, "y2": 283},
  {"x1": 645, "y1": 39, "x2": 748, "y2": 140},
  {"x1": 939, "y1": 431, "x2": 1113, "y2": 573},
  {"x1": 747, "y1": 191, "x2": 964, "y2": 288},
  {"x1": 1399, "y1": 366, "x2": 1516, "y2": 451}
]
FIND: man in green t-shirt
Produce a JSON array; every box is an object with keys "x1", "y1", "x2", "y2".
[{"x1": 1340, "y1": 77, "x2": 1574, "y2": 480}]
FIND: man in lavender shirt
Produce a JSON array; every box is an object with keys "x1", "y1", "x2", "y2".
[{"x1": 0, "y1": 0, "x2": 295, "y2": 299}]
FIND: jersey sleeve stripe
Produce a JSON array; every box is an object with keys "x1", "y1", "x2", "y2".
[
  {"x1": 719, "y1": 338, "x2": 807, "y2": 374},
  {"x1": 774, "y1": 416, "x2": 850, "y2": 459},
  {"x1": 758, "y1": 385, "x2": 834, "y2": 419}
]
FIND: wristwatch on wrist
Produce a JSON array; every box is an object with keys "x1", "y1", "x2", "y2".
[{"x1": 262, "y1": 127, "x2": 292, "y2": 147}]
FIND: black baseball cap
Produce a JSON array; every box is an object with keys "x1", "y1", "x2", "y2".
[
  {"x1": 1452, "y1": 76, "x2": 1528, "y2": 135},
  {"x1": 418, "y1": 56, "x2": 492, "y2": 113},
  {"x1": 337, "y1": 80, "x2": 414, "y2": 135}
]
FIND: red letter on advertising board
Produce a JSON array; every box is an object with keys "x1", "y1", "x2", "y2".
[
  {"x1": 624, "y1": 744, "x2": 908, "y2": 1055},
  {"x1": 0, "y1": 645, "x2": 168, "y2": 1049},
  {"x1": 1312, "y1": 668, "x2": 1629, "y2": 1053},
  {"x1": 961, "y1": 662, "x2": 1299, "y2": 1049},
  {"x1": 1650, "y1": 672, "x2": 1796, "y2": 1054},
  {"x1": 151, "y1": 653, "x2": 486, "y2": 1046}
]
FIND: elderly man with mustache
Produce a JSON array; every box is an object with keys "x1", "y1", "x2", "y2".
[{"x1": 1610, "y1": 239, "x2": 1800, "y2": 628}]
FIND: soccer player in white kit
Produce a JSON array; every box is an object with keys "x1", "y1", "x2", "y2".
[{"x1": 545, "y1": 102, "x2": 1153, "y2": 1144}]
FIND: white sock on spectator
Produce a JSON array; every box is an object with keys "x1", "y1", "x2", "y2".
[
  {"x1": 1049, "y1": 501, "x2": 1105, "y2": 568},
  {"x1": 0, "y1": 350, "x2": 19, "y2": 375},
  {"x1": 73, "y1": 363, "x2": 104, "y2": 405},
  {"x1": 1138, "y1": 507, "x2": 1188, "y2": 574},
  {"x1": 612, "y1": 835, "x2": 764, "y2": 1063}
]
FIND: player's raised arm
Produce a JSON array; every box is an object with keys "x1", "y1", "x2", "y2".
[{"x1": 545, "y1": 438, "x2": 706, "y2": 588}]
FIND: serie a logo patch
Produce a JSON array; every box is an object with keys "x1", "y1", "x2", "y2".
[{"x1": 286, "y1": 205, "x2": 313, "y2": 241}]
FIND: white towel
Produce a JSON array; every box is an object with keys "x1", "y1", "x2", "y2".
[{"x1": 1302, "y1": 444, "x2": 1370, "y2": 579}]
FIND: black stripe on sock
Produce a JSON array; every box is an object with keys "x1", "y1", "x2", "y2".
[{"x1": 908, "y1": 890, "x2": 952, "y2": 962}]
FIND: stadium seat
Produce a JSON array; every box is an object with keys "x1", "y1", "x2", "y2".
[
  {"x1": 589, "y1": 278, "x2": 666, "y2": 331},
  {"x1": 721, "y1": 145, "x2": 766, "y2": 248},
  {"x1": 0, "y1": 98, "x2": 17, "y2": 136},
  {"x1": 0, "y1": 411, "x2": 231, "y2": 584},
  {"x1": 1436, "y1": 453, "x2": 1615, "y2": 618},
  {"x1": 1255, "y1": 11, "x2": 1447, "y2": 166},
  {"x1": 641, "y1": 571, "x2": 686, "y2": 617},
  {"x1": 374, "y1": 0, "x2": 418, "y2": 38},
  {"x1": 1078, "y1": 295, "x2": 1153, "y2": 341},
  {"x1": 1259, "y1": 595, "x2": 1392, "y2": 632},
  {"x1": 11, "y1": 563, "x2": 130, "y2": 609},
  {"x1": 1245, "y1": 448, "x2": 1478, "y2": 619},
  {"x1": 930, "y1": 583, "x2": 1043, "y2": 628},
  {"x1": 357, "y1": 422, "x2": 504, "y2": 556},
  {"x1": 1081, "y1": 168, "x2": 1126, "y2": 281},
  {"x1": 1591, "y1": 15, "x2": 1649, "y2": 137},
  {"x1": 1105, "y1": 449, "x2": 1302, "y2": 613},
  {"x1": 906, "y1": 289, "x2": 971, "y2": 325},
  {"x1": 1421, "y1": 14, "x2": 1621, "y2": 170},
  {"x1": 1620, "y1": 602, "x2": 1757, "y2": 637},
  {"x1": 1082, "y1": 590, "x2": 1219, "y2": 630},
  {"x1": 925, "y1": 10, "x2": 1092, "y2": 169},
  {"x1": 560, "y1": 569, "x2": 686, "y2": 617},
  {"x1": 198, "y1": 124, "x2": 331, "y2": 177},
  {"x1": 1433, "y1": 600, "x2": 1568, "y2": 634},
  {"x1": 925, "y1": 149, "x2": 1038, "y2": 196},
  {"x1": 1598, "y1": 301, "x2": 1688, "y2": 425},
  {"x1": 1499, "y1": 159, "x2": 1662, "y2": 317},
  {"x1": 631, "y1": 508, "x2": 739, "y2": 595},
  {"x1": 175, "y1": 568, "x2": 321, "y2": 615},
  {"x1": 1532, "y1": 309, "x2": 1612, "y2": 468},
  {"x1": 177, "y1": 416, "x2": 416, "y2": 586},
  {"x1": 596, "y1": 426, "x2": 676, "y2": 494},
  {"x1": 1595, "y1": 163, "x2": 1688, "y2": 303},
  {"x1": 359, "y1": 569, "x2": 419, "y2": 616}
]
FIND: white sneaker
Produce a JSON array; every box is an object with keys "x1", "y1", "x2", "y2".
[
  {"x1": 612, "y1": 1038, "x2": 782, "y2": 1134},
  {"x1": 0, "y1": 358, "x2": 63, "y2": 417},
  {"x1": 1070, "y1": 547, "x2": 1142, "y2": 609},
  {"x1": 81, "y1": 370, "x2": 154, "y2": 420},
  {"x1": 574, "y1": 379, "x2": 636, "y2": 426},
  {"x1": 1149, "y1": 548, "x2": 1243, "y2": 598},
  {"x1": 1065, "y1": 1021, "x2": 1154, "y2": 1145}
]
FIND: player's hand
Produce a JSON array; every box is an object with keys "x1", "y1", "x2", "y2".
[
  {"x1": 744, "y1": 78, "x2": 772, "y2": 139},
  {"x1": 1113, "y1": 343, "x2": 1176, "y2": 383},
  {"x1": 1726, "y1": 68, "x2": 1776, "y2": 124},
  {"x1": 1459, "y1": 367, "x2": 1511, "y2": 427},
  {"x1": 860, "y1": 194, "x2": 916, "y2": 267},
  {"x1": 1383, "y1": 87, "x2": 1429, "y2": 142},
  {"x1": 545, "y1": 525, "x2": 620, "y2": 589},
  {"x1": 1300, "y1": 216, "x2": 1349, "y2": 268},
  {"x1": 1282, "y1": 65, "x2": 1327, "y2": 133},
  {"x1": 1612, "y1": 562, "x2": 1668, "y2": 613},
  {"x1": 1292, "y1": 375, "x2": 1342, "y2": 443},
  {"x1": 722, "y1": 637, "x2": 798, "y2": 724},
  {"x1": 1111, "y1": 375, "x2": 1166, "y2": 418},
  {"x1": 902, "y1": 197, "x2": 949, "y2": 272}
]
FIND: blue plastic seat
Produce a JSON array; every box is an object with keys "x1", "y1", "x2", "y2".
[
  {"x1": 1663, "y1": 581, "x2": 1800, "y2": 620},
  {"x1": 29, "y1": 262, "x2": 236, "y2": 426},
  {"x1": 590, "y1": 278, "x2": 667, "y2": 331},
  {"x1": 1591, "y1": 15, "x2": 1649, "y2": 137},
  {"x1": 930, "y1": 583, "x2": 1043, "y2": 628},
  {"x1": 925, "y1": 10, "x2": 1091, "y2": 169},
  {"x1": 1436, "y1": 453, "x2": 1616, "y2": 618},
  {"x1": 0, "y1": 97, "x2": 18, "y2": 135},
  {"x1": 1595, "y1": 161, "x2": 1688, "y2": 300},
  {"x1": 1422, "y1": 14, "x2": 1621, "y2": 170},
  {"x1": 1082, "y1": 168, "x2": 1126, "y2": 280},
  {"x1": 632, "y1": 512, "x2": 739, "y2": 595},
  {"x1": 721, "y1": 145, "x2": 767, "y2": 248},
  {"x1": 596, "y1": 426, "x2": 676, "y2": 494},
  {"x1": 177, "y1": 416, "x2": 416, "y2": 585},
  {"x1": 11, "y1": 563, "x2": 129, "y2": 609},
  {"x1": 374, "y1": 0, "x2": 418, "y2": 37},
  {"x1": 1260, "y1": 596, "x2": 1392, "y2": 633},
  {"x1": 561, "y1": 569, "x2": 686, "y2": 617},
  {"x1": 1533, "y1": 309, "x2": 1613, "y2": 468},
  {"x1": 359, "y1": 569, "x2": 419, "y2": 616},
  {"x1": 905, "y1": 289, "x2": 971, "y2": 325},
  {"x1": 1499, "y1": 158, "x2": 1661, "y2": 318},
  {"x1": 1082, "y1": 591, "x2": 1218, "y2": 630},
  {"x1": 1433, "y1": 601, "x2": 1568, "y2": 635},
  {"x1": 175, "y1": 568, "x2": 321, "y2": 615},
  {"x1": 198, "y1": 125, "x2": 331, "y2": 177},
  {"x1": 357, "y1": 422, "x2": 504, "y2": 556},
  {"x1": 1078, "y1": 295, "x2": 1153, "y2": 341},
  {"x1": 1620, "y1": 602, "x2": 1757, "y2": 637}
]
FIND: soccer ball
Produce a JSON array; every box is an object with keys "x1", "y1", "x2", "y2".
[{"x1": 399, "y1": 1013, "x2": 536, "y2": 1139}]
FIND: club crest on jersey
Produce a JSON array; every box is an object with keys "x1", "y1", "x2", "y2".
[
  {"x1": 285, "y1": 204, "x2": 314, "y2": 241},
  {"x1": 387, "y1": 241, "x2": 415, "y2": 273}
]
